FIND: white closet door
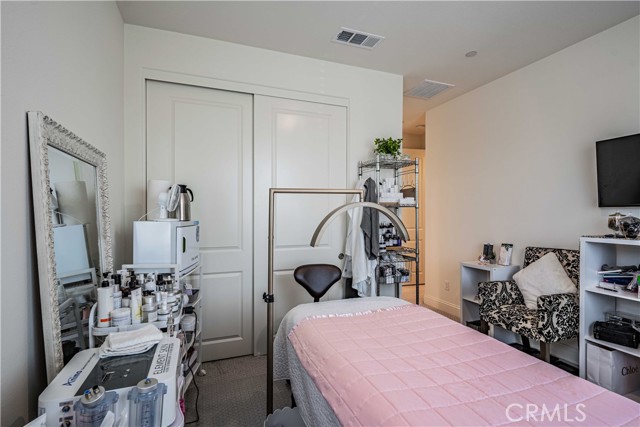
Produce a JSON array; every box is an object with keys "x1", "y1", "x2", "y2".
[
  {"x1": 253, "y1": 95, "x2": 348, "y2": 354},
  {"x1": 146, "y1": 80, "x2": 253, "y2": 360}
]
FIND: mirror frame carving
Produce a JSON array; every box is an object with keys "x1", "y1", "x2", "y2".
[{"x1": 28, "y1": 111, "x2": 113, "y2": 381}]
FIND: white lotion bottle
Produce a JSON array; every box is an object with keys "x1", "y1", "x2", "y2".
[{"x1": 96, "y1": 281, "x2": 114, "y2": 328}]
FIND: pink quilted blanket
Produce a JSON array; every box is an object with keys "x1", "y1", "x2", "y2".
[{"x1": 288, "y1": 305, "x2": 640, "y2": 426}]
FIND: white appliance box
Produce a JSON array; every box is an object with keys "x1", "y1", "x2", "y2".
[{"x1": 133, "y1": 220, "x2": 200, "y2": 274}]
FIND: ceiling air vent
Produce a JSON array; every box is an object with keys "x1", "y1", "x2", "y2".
[
  {"x1": 404, "y1": 79, "x2": 455, "y2": 100},
  {"x1": 333, "y1": 28, "x2": 384, "y2": 50}
]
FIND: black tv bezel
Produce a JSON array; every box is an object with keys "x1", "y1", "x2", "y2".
[{"x1": 596, "y1": 133, "x2": 640, "y2": 208}]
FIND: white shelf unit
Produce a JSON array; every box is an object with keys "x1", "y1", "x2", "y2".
[
  {"x1": 180, "y1": 266, "x2": 205, "y2": 397},
  {"x1": 88, "y1": 262, "x2": 205, "y2": 394},
  {"x1": 459, "y1": 261, "x2": 520, "y2": 336},
  {"x1": 579, "y1": 237, "x2": 640, "y2": 387},
  {"x1": 358, "y1": 156, "x2": 420, "y2": 302}
]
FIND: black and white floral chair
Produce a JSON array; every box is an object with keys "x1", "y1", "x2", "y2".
[{"x1": 478, "y1": 247, "x2": 580, "y2": 362}]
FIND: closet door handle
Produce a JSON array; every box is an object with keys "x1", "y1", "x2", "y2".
[{"x1": 338, "y1": 253, "x2": 345, "y2": 260}]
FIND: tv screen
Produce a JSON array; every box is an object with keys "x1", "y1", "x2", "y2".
[{"x1": 596, "y1": 133, "x2": 640, "y2": 207}]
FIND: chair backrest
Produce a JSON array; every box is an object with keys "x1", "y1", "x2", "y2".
[
  {"x1": 523, "y1": 247, "x2": 580, "y2": 287},
  {"x1": 293, "y1": 264, "x2": 342, "y2": 302}
]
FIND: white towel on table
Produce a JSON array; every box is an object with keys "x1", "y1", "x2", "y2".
[{"x1": 99, "y1": 324, "x2": 163, "y2": 358}]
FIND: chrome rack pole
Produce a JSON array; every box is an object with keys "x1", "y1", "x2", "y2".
[
  {"x1": 414, "y1": 157, "x2": 420, "y2": 305},
  {"x1": 266, "y1": 187, "x2": 365, "y2": 416}
]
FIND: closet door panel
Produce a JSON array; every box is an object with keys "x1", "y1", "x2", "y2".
[
  {"x1": 147, "y1": 80, "x2": 253, "y2": 360},
  {"x1": 253, "y1": 95, "x2": 348, "y2": 354}
]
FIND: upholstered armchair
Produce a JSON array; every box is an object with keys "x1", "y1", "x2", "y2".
[{"x1": 478, "y1": 247, "x2": 580, "y2": 362}]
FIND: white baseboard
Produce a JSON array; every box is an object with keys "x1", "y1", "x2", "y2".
[{"x1": 423, "y1": 295, "x2": 460, "y2": 321}]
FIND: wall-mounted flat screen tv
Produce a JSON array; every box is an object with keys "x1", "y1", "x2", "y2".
[{"x1": 596, "y1": 133, "x2": 640, "y2": 207}]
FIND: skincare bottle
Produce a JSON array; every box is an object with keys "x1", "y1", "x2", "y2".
[
  {"x1": 113, "y1": 273, "x2": 121, "y2": 292},
  {"x1": 130, "y1": 288, "x2": 142, "y2": 324},
  {"x1": 113, "y1": 289, "x2": 122, "y2": 309},
  {"x1": 120, "y1": 273, "x2": 131, "y2": 298},
  {"x1": 96, "y1": 280, "x2": 114, "y2": 328},
  {"x1": 167, "y1": 312, "x2": 176, "y2": 337},
  {"x1": 130, "y1": 278, "x2": 143, "y2": 324}
]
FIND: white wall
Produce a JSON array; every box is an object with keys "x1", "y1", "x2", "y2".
[
  {"x1": 124, "y1": 24, "x2": 403, "y2": 353},
  {"x1": 124, "y1": 25, "x2": 402, "y2": 229},
  {"x1": 424, "y1": 16, "x2": 640, "y2": 316},
  {"x1": 0, "y1": 2, "x2": 123, "y2": 424}
]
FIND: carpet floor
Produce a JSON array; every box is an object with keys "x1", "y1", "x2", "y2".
[{"x1": 184, "y1": 356, "x2": 291, "y2": 427}]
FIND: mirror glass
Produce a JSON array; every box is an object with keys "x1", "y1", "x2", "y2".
[
  {"x1": 49, "y1": 146, "x2": 100, "y2": 359},
  {"x1": 28, "y1": 112, "x2": 112, "y2": 382}
]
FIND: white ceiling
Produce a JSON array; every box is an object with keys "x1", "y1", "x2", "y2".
[{"x1": 117, "y1": 1, "x2": 639, "y2": 135}]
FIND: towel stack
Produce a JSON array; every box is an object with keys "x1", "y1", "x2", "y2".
[{"x1": 99, "y1": 324, "x2": 163, "y2": 358}]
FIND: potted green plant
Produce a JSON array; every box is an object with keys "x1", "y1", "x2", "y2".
[{"x1": 373, "y1": 137, "x2": 402, "y2": 159}]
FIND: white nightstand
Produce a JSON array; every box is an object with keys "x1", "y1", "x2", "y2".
[{"x1": 459, "y1": 261, "x2": 520, "y2": 335}]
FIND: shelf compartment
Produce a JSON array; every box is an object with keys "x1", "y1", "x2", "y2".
[
  {"x1": 184, "y1": 291, "x2": 202, "y2": 308},
  {"x1": 466, "y1": 320, "x2": 481, "y2": 331},
  {"x1": 359, "y1": 158, "x2": 415, "y2": 170},
  {"x1": 584, "y1": 285, "x2": 639, "y2": 302},
  {"x1": 585, "y1": 335, "x2": 640, "y2": 358},
  {"x1": 91, "y1": 302, "x2": 183, "y2": 337},
  {"x1": 462, "y1": 295, "x2": 481, "y2": 304},
  {"x1": 379, "y1": 255, "x2": 416, "y2": 263},
  {"x1": 379, "y1": 202, "x2": 416, "y2": 208}
]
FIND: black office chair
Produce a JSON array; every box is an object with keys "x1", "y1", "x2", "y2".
[{"x1": 293, "y1": 264, "x2": 342, "y2": 302}]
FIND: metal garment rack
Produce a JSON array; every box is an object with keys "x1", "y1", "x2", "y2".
[{"x1": 358, "y1": 156, "x2": 420, "y2": 304}]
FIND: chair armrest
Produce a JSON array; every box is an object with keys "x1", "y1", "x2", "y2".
[
  {"x1": 537, "y1": 293, "x2": 579, "y2": 342},
  {"x1": 478, "y1": 280, "x2": 524, "y2": 313}
]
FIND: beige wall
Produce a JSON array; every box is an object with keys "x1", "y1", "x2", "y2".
[
  {"x1": 1, "y1": 2, "x2": 124, "y2": 424},
  {"x1": 424, "y1": 16, "x2": 640, "y2": 316},
  {"x1": 402, "y1": 133, "x2": 426, "y2": 150}
]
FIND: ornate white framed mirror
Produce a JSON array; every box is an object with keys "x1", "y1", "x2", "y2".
[{"x1": 28, "y1": 111, "x2": 112, "y2": 382}]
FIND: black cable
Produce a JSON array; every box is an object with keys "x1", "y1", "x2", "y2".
[
  {"x1": 185, "y1": 307, "x2": 200, "y2": 424},
  {"x1": 185, "y1": 361, "x2": 200, "y2": 424}
]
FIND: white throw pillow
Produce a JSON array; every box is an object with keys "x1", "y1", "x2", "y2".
[{"x1": 513, "y1": 252, "x2": 578, "y2": 310}]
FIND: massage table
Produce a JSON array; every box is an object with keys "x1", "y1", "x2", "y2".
[{"x1": 274, "y1": 297, "x2": 640, "y2": 426}]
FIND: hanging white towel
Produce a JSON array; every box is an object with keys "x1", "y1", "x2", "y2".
[
  {"x1": 343, "y1": 179, "x2": 377, "y2": 297},
  {"x1": 98, "y1": 324, "x2": 163, "y2": 358}
]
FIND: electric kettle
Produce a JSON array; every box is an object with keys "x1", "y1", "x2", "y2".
[{"x1": 175, "y1": 184, "x2": 194, "y2": 221}]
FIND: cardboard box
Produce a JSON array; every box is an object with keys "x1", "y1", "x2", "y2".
[{"x1": 587, "y1": 342, "x2": 640, "y2": 395}]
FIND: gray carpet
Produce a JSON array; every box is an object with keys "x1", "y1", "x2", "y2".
[{"x1": 184, "y1": 356, "x2": 291, "y2": 427}]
